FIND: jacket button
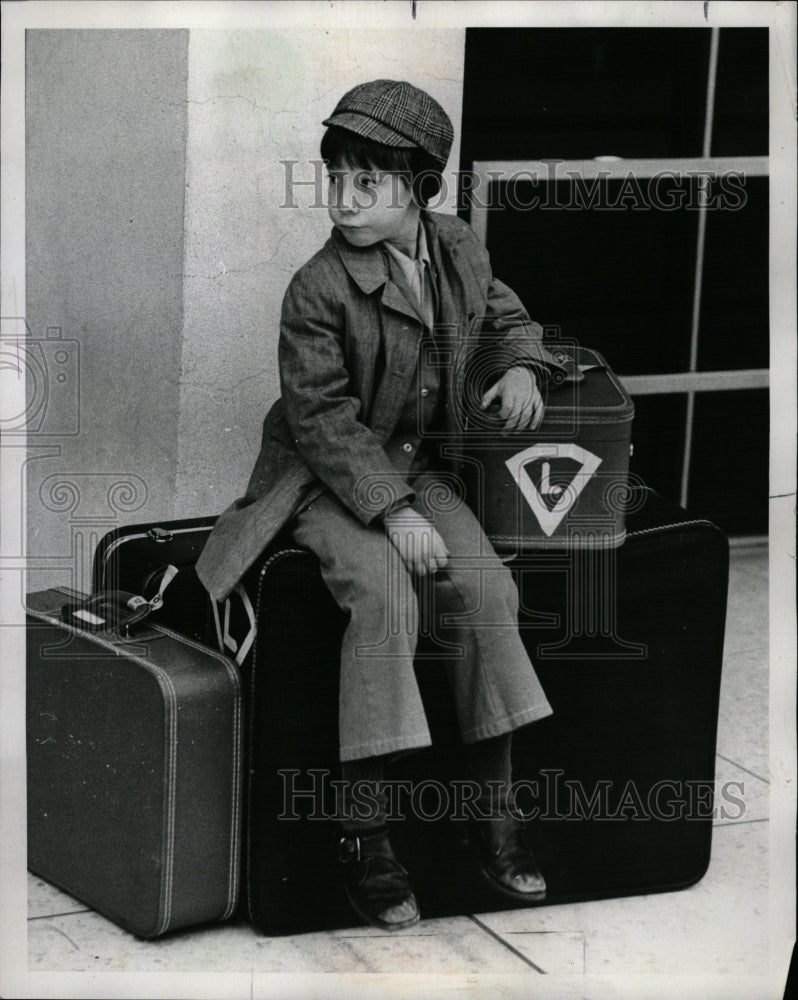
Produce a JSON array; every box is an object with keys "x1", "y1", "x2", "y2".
[
  {"x1": 420, "y1": 388, "x2": 430, "y2": 397},
  {"x1": 402, "y1": 442, "x2": 413, "y2": 453}
]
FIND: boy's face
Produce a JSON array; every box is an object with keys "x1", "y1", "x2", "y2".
[{"x1": 327, "y1": 165, "x2": 419, "y2": 252}]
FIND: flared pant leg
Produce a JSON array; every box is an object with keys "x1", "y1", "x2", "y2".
[
  {"x1": 291, "y1": 492, "x2": 432, "y2": 762},
  {"x1": 410, "y1": 474, "x2": 553, "y2": 743},
  {"x1": 290, "y1": 478, "x2": 553, "y2": 762}
]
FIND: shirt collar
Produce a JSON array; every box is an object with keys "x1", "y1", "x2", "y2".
[
  {"x1": 331, "y1": 209, "x2": 453, "y2": 296},
  {"x1": 382, "y1": 219, "x2": 431, "y2": 270}
]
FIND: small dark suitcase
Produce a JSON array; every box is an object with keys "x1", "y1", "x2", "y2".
[
  {"x1": 26, "y1": 588, "x2": 242, "y2": 938},
  {"x1": 92, "y1": 487, "x2": 728, "y2": 936},
  {"x1": 461, "y1": 346, "x2": 635, "y2": 552}
]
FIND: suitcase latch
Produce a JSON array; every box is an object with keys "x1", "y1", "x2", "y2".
[{"x1": 148, "y1": 527, "x2": 173, "y2": 543}]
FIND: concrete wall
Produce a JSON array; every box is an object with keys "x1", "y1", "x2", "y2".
[
  {"x1": 25, "y1": 29, "x2": 189, "y2": 592},
  {"x1": 175, "y1": 27, "x2": 466, "y2": 514},
  {"x1": 24, "y1": 27, "x2": 466, "y2": 590}
]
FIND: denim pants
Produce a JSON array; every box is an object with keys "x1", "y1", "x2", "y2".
[{"x1": 290, "y1": 472, "x2": 553, "y2": 762}]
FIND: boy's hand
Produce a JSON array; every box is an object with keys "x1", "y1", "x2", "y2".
[
  {"x1": 481, "y1": 365, "x2": 544, "y2": 434},
  {"x1": 384, "y1": 507, "x2": 449, "y2": 577}
]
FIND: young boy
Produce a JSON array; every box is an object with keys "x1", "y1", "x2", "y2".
[{"x1": 197, "y1": 79, "x2": 557, "y2": 931}]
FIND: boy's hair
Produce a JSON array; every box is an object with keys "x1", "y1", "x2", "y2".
[{"x1": 320, "y1": 125, "x2": 443, "y2": 207}]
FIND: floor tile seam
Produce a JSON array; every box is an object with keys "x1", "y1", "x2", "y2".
[
  {"x1": 28, "y1": 908, "x2": 92, "y2": 921},
  {"x1": 712, "y1": 816, "x2": 769, "y2": 828},
  {"x1": 503, "y1": 929, "x2": 580, "y2": 936},
  {"x1": 467, "y1": 914, "x2": 547, "y2": 973},
  {"x1": 332, "y1": 931, "x2": 475, "y2": 939},
  {"x1": 715, "y1": 752, "x2": 770, "y2": 785},
  {"x1": 486, "y1": 926, "x2": 587, "y2": 975}
]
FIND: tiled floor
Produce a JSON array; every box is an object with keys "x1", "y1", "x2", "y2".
[{"x1": 26, "y1": 545, "x2": 774, "y2": 987}]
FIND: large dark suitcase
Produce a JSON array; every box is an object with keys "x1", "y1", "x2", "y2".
[
  {"x1": 26, "y1": 588, "x2": 242, "y2": 938},
  {"x1": 92, "y1": 488, "x2": 728, "y2": 935}
]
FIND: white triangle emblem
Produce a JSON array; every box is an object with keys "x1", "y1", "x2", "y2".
[{"x1": 505, "y1": 443, "x2": 603, "y2": 536}]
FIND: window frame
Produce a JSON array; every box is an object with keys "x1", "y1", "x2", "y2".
[{"x1": 467, "y1": 28, "x2": 769, "y2": 518}]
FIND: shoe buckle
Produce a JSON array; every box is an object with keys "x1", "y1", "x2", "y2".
[{"x1": 338, "y1": 835, "x2": 361, "y2": 863}]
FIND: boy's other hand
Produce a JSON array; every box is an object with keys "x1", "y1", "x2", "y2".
[
  {"x1": 384, "y1": 507, "x2": 449, "y2": 577},
  {"x1": 481, "y1": 366, "x2": 544, "y2": 434}
]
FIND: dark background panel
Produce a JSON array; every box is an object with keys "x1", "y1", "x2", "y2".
[
  {"x1": 460, "y1": 28, "x2": 710, "y2": 164},
  {"x1": 628, "y1": 394, "x2": 688, "y2": 504},
  {"x1": 688, "y1": 389, "x2": 769, "y2": 534},
  {"x1": 460, "y1": 26, "x2": 769, "y2": 536},
  {"x1": 711, "y1": 28, "x2": 769, "y2": 156},
  {"x1": 486, "y1": 178, "x2": 697, "y2": 376},
  {"x1": 698, "y1": 176, "x2": 768, "y2": 370}
]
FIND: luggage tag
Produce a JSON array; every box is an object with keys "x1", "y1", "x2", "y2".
[{"x1": 62, "y1": 565, "x2": 178, "y2": 639}]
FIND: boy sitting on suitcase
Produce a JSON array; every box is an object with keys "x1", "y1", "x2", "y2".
[{"x1": 197, "y1": 79, "x2": 556, "y2": 931}]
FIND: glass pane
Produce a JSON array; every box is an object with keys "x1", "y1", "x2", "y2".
[
  {"x1": 712, "y1": 28, "x2": 768, "y2": 156},
  {"x1": 486, "y1": 178, "x2": 696, "y2": 376},
  {"x1": 461, "y1": 28, "x2": 711, "y2": 163},
  {"x1": 688, "y1": 388, "x2": 768, "y2": 534},
  {"x1": 698, "y1": 176, "x2": 768, "y2": 371},
  {"x1": 628, "y1": 394, "x2": 688, "y2": 504}
]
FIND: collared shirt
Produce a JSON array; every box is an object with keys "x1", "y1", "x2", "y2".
[
  {"x1": 382, "y1": 221, "x2": 436, "y2": 331},
  {"x1": 381, "y1": 220, "x2": 445, "y2": 480}
]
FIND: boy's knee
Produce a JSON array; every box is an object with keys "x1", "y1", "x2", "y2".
[
  {"x1": 349, "y1": 557, "x2": 418, "y2": 627},
  {"x1": 441, "y1": 561, "x2": 519, "y2": 618}
]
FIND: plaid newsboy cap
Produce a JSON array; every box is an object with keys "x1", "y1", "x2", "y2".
[{"x1": 322, "y1": 79, "x2": 454, "y2": 169}]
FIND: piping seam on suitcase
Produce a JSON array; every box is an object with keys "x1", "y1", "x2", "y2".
[
  {"x1": 530, "y1": 410, "x2": 634, "y2": 421},
  {"x1": 32, "y1": 602, "x2": 244, "y2": 930},
  {"x1": 500, "y1": 521, "x2": 718, "y2": 545},
  {"x1": 627, "y1": 519, "x2": 720, "y2": 539},
  {"x1": 244, "y1": 547, "x2": 307, "y2": 922},
  {"x1": 155, "y1": 624, "x2": 243, "y2": 920},
  {"x1": 157, "y1": 671, "x2": 178, "y2": 935},
  {"x1": 490, "y1": 532, "x2": 626, "y2": 548},
  {"x1": 93, "y1": 535, "x2": 244, "y2": 921},
  {"x1": 99, "y1": 524, "x2": 214, "y2": 575},
  {"x1": 28, "y1": 606, "x2": 184, "y2": 936}
]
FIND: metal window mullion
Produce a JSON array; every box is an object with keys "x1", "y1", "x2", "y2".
[
  {"x1": 621, "y1": 369, "x2": 769, "y2": 395},
  {"x1": 472, "y1": 155, "x2": 768, "y2": 181},
  {"x1": 680, "y1": 26, "x2": 720, "y2": 508},
  {"x1": 468, "y1": 154, "x2": 768, "y2": 248}
]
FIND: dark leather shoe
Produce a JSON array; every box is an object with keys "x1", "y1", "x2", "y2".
[
  {"x1": 338, "y1": 827, "x2": 420, "y2": 931},
  {"x1": 470, "y1": 814, "x2": 547, "y2": 901}
]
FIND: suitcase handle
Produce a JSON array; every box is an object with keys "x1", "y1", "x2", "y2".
[
  {"x1": 61, "y1": 591, "x2": 153, "y2": 637},
  {"x1": 61, "y1": 566, "x2": 178, "y2": 638},
  {"x1": 544, "y1": 347, "x2": 607, "y2": 386},
  {"x1": 480, "y1": 350, "x2": 606, "y2": 414}
]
